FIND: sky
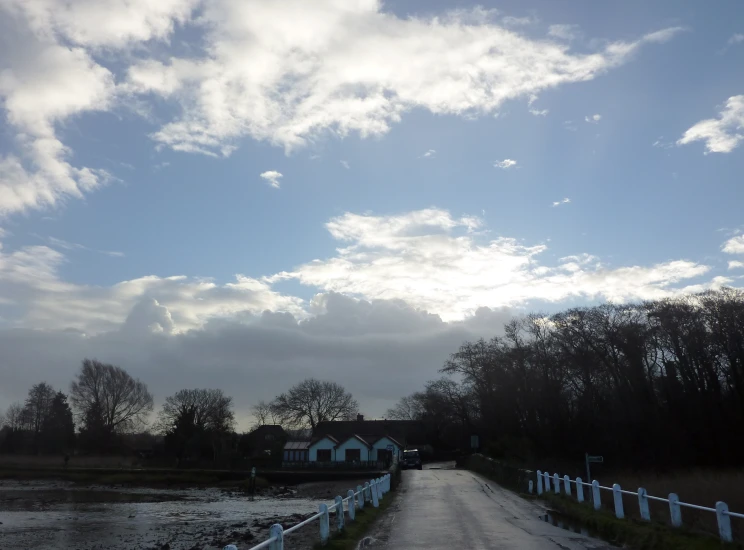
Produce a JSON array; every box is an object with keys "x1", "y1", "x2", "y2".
[{"x1": 1, "y1": 0, "x2": 743, "y2": 428}]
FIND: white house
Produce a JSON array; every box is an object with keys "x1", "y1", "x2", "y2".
[
  {"x1": 306, "y1": 433, "x2": 403, "y2": 465},
  {"x1": 308, "y1": 435, "x2": 340, "y2": 462}
]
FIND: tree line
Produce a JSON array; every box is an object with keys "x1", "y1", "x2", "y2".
[
  {"x1": 386, "y1": 288, "x2": 744, "y2": 470},
  {"x1": 1, "y1": 355, "x2": 358, "y2": 461}
]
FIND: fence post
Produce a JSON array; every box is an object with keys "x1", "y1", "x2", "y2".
[
  {"x1": 386, "y1": 474, "x2": 390, "y2": 492},
  {"x1": 335, "y1": 496, "x2": 344, "y2": 531},
  {"x1": 612, "y1": 484, "x2": 624, "y2": 519},
  {"x1": 716, "y1": 502, "x2": 732, "y2": 542},
  {"x1": 563, "y1": 475, "x2": 571, "y2": 496},
  {"x1": 528, "y1": 480, "x2": 534, "y2": 494},
  {"x1": 319, "y1": 503, "x2": 330, "y2": 544},
  {"x1": 357, "y1": 485, "x2": 364, "y2": 510},
  {"x1": 537, "y1": 470, "x2": 543, "y2": 495},
  {"x1": 545, "y1": 472, "x2": 550, "y2": 494},
  {"x1": 269, "y1": 524, "x2": 284, "y2": 550},
  {"x1": 576, "y1": 477, "x2": 584, "y2": 503},
  {"x1": 377, "y1": 478, "x2": 383, "y2": 500},
  {"x1": 371, "y1": 480, "x2": 379, "y2": 508},
  {"x1": 638, "y1": 487, "x2": 650, "y2": 521},
  {"x1": 669, "y1": 493, "x2": 682, "y2": 527},
  {"x1": 364, "y1": 482, "x2": 371, "y2": 503},
  {"x1": 592, "y1": 480, "x2": 601, "y2": 510},
  {"x1": 347, "y1": 490, "x2": 356, "y2": 521}
]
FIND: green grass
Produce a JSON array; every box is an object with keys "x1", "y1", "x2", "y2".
[
  {"x1": 543, "y1": 493, "x2": 744, "y2": 550},
  {"x1": 313, "y1": 495, "x2": 395, "y2": 550}
]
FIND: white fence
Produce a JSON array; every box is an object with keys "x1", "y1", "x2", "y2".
[
  {"x1": 535, "y1": 469, "x2": 744, "y2": 542},
  {"x1": 228, "y1": 473, "x2": 392, "y2": 550}
]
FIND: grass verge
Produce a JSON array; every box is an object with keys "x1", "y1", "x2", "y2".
[
  {"x1": 313, "y1": 494, "x2": 395, "y2": 550},
  {"x1": 543, "y1": 493, "x2": 744, "y2": 550}
]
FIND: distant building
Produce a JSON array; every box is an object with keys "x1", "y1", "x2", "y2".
[
  {"x1": 283, "y1": 440, "x2": 310, "y2": 462},
  {"x1": 293, "y1": 415, "x2": 427, "y2": 467},
  {"x1": 307, "y1": 433, "x2": 403, "y2": 464}
]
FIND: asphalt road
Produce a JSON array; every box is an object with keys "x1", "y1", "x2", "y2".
[{"x1": 365, "y1": 462, "x2": 614, "y2": 550}]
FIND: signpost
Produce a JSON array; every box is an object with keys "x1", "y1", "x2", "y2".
[{"x1": 585, "y1": 453, "x2": 603, "y2": 483}]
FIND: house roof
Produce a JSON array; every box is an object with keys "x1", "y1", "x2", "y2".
[
  {"x1": 310, "y1": 434, "x2": 339, "y2": 446},
  {"x1": 284, "y1": 440, "x2": 311, "y2": 450},
  {"x1": 334, "y1": 434, "x2": 372, "y2": 448},
  {"x1": 313, "y1": 419, "x2": 427, "y2": 446},
  {"x1": 367, "y1": 435, "x2": 403, "y2": 448}
]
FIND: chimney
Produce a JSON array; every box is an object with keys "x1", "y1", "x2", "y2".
[{"x1": 357, "y1": 414, "x2": 364, "y2": 422}]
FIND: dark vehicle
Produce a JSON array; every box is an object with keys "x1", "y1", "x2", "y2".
[{"x1": 400, "y1": 449, "x2": 422, "y2": 470}]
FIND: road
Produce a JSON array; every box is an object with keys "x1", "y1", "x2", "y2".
[{"x1": 365, "y1": 462, "x2": 614, "y2": 550}]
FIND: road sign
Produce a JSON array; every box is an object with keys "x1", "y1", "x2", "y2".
[{"x1": 585, "y1": 452, "x2": 603, "y2": 483}]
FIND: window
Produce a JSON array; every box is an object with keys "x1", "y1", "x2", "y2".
[
  {"x1": 317, "y1": 449, "x2": 332, "y2": 462},
  {"x1": 345, "y1": 448, "x2": 361, "y2": 462}
]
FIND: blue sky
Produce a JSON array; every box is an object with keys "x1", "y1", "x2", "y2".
[{"x1": 1, "y1": 0, "x2": 743, "y2": 422}]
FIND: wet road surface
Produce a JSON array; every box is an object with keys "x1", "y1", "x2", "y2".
[{"x1": 368, "y1": 463, "x2": 615, "y2": 550}]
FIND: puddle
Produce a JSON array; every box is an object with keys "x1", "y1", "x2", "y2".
[{"x1": 539, "y1": 510, "x2": 592, "y2": 537}]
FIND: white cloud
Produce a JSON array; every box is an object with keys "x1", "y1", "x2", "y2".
[
  {"x1": 652, "y1": 138, "x2": 673, "y2": 149},
  {"x1": 552, "y1": 198, "x2": 571, "y2": 207},
  {"x1": 585, "y1": 114, "x2": 602, "y2": 123},
  {"x1": 527, "y1": 94, "x2": 548, "y2": 116},
  {"x1": 0, "y1": 1, "x2": 683, "y2": 216},
  {"x1": 126, "y1": 2, "x2": 682, "y2": 155},
  {"x1": 421, "y1": 149, "x2": 436, "y2": 158},
  {"x1": 0, "y1": 22, "x2": 116, "y2": 215},
  {"x1": 677, "y1": 95, "x2": 744, "y2": 153},
  {"x1": 728, "y1": 34, "x2": 744, "y2": 46},
  {"x1": 0, "y1": 240, "x2": 304, "y2": 334},
  {"x1": 268, "y1": 208, "x2": 723, "y2": 321},
  {"x1": 548, "y1": 24, "x2": 579, "y2": 41},
  {"x1": 564, "y1": 120, "x2": 578, "y2": 132},
  {"x1": 728, "y1": 261, "x2": 744, "y2": 270},
  {"x1": 0, "y1": 0, "x2": 202, "y2": 217},
  {"x1": 723, "y1": 235, "x2": 744, "y2": 254},
  {"x1": 260, "y1": 170, "x2": 283, "y2": 189},
  {"x1": 495, "y1": 159, "x2": 517, "y2": 169},
  {"x1": 501, "y1": 15, "x2": 536, "y2": 27},
  {"x1": 46, "y1": 237, "x2": 124, "y2": 258},
  {"x1": 340, "y1": 160, "x2": 350, "y2": 169}
]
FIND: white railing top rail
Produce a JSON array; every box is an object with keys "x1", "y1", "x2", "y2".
[
  {"x1": 535, "y1": 469, "x2": 742, "y2": 543},
  {"x1": 239, "y1": 472, "x2": 392, "y2": 550}
]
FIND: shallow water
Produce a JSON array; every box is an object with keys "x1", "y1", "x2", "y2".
[{"x1": 0, "y1": 480, "x2": 322, "y2": 549}]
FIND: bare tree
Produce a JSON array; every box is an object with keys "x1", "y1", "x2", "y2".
[
  {"x1": 385, "y1": 394, "x2": 424, "y2": 420},
  {"x1": 70, "y1": 359, "x2": 153, "y2": 437},
  {"x1": 24, "y1": 382, "x2": 56, "y2": 437},
  {"x1": 5, "y1": 403, "x2": 28, "y2": 431},
  {"x1": 251, "y1": 400, "x2": 278, "y2": 429},
  {"x1": 270, "y1": 379, "x2": 358, "y2": 430}
]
